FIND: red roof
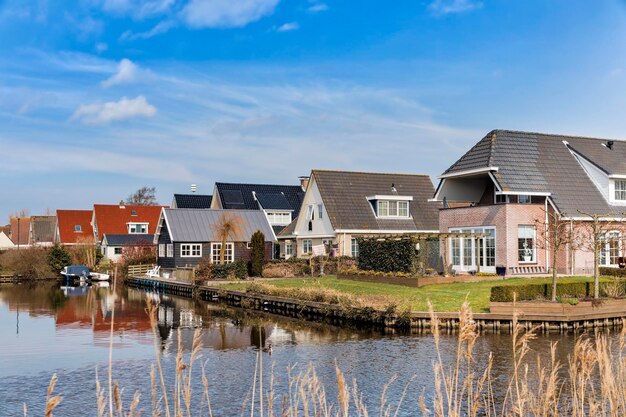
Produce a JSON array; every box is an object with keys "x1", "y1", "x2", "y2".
[
  {"x1": 9, "y1": 217, "x2": 30, "y2": 245},
  {"x1": 93, "y1": 204, "x2": 167, "y2": 241},
  {"x1": 56, "y1": 210, "x2": 95, "y2": 244}
]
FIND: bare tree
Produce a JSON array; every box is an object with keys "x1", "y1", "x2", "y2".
[
  {"x1": 8, "y1": 208, "x2": 30, "y2": 221},
  {"x1": 125, "y1": 186, "x2": 159, "y2": 206},
  {"x1": 211, "y1": 213, "x2": 243, "y2": 264},
  {"x1": 578, "y1": 211, "x2": 622, "y2": 299},
  {"x1": 535, "y1": 207, "x2": 579, "y2": 301}
]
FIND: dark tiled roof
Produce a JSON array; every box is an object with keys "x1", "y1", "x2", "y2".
[
  {"x1": 173, "y1": 194, "x2": 212, "y2": 209},
  {"x1": 31, "y1": 216, "x2": 56, "y2": 243},
  {"x1": 443, "y1": 130, "x2": 626, "y2": 216},
  {"x1": 313, "y1": 170, "x2": 440, "y2": 231},
  {"x1": 103, "y1": 234, "x2": 155, "y2": 246},
  {"x1": 215, "y1": 182, "x2": 304, "y2": 212}
]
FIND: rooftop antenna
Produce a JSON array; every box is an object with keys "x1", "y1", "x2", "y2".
[
  {"x1": 607, "y1": 141, "x2": 614, "y2": 150},
  {"x1": 391, "y1": 183, "x2": 397, "y2": 192},
  {"x1": 191, "y1": 184, "x2": 197, "y2": 193}
]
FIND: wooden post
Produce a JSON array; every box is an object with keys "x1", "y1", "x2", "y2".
[{"x1": 442, "y1": 235, "x2": 449, "y2": 277}]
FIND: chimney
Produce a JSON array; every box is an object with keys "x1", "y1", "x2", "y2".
[
  {"x1": 299, "y1": 176, "x2": 310, "y2": 192},
  {"x1": 191, "y1": 183, "x2": 197, "y2": 193},
  {"x1": 119, "y1": 200, "x2": 125, "y2": 209},
  {"x1": 607, "y1": 141, "x2": 614, "y2": 150}
]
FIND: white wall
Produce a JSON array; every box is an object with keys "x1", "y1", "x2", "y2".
[
  {"x1": 293, "y1": 176, "x2": 336, "y2": 257},
  {"x1": 103, "y1": 245, "x2": 124, "y2": 263},
  {"x1": 0, "y1": 232, "x2": 15, "y2": 250}
]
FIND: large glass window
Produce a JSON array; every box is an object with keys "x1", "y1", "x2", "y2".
[
  {"x1": 449, "y1": 227, "x2": 496, "y2": 272},
  {"x1": 211, "y1": 243, "x2": 233, "y2": 263},
  {"x1": 615, "y1": 181, "x2": 626, "y2": 201},
  {"x1": 518, "y1": 195, "x2": 531, "y2": 204},
  {"x1": 285, "y1": 242, "x2": 293, "y2": 257},
  {"x1": 518, "y1": 226, "x2": 535, "y2": 263}
]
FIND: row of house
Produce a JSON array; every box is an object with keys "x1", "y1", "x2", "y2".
[{"x1": 4, "y1": 129, "x2": 625, "y2": 276}]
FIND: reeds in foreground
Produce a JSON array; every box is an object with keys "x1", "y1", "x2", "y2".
[{"x1": 30, "y1": 296, "x2": 626, "y2": 417}]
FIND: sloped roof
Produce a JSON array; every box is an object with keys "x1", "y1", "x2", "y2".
[
  {"x1": 93, "y1": 204, "x2": 167, "y2": 240},
  {"x1": 173, "y1": 194, "x2": 213, "y2": 209},
  {"x1": 312, "y1": 170, "x2": 440, "y2": 231},
  {"x1": 56, "y1": 210, "x2": 94, "y2": 244},
  {"x1": 442, "y1": 130, "x2": 626, "y2": 216},
  {"x1": 9, "y1": 217, "x2": 30, "y2": 245},
  {"x1": 163, "y1": 209, "x2": 276, "y2": 242},
  {"x1": 103, "y1": 234, "x2": 155, "y2": 246},
  {"x1": 277, "y1": 217, "x2": 297, "y2": 237},
  {"x1": 31, "y1": 216, "x2": 56, "y2": 243},
  {"x1": 215, "y1": 182, "x2": 304, "y2": 212}
]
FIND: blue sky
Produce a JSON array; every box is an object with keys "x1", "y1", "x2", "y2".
[{"x1": 2, "y1": 0, "x2": 626, "y2": 221}]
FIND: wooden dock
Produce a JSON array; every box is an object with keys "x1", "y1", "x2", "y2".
[{"x1": 125, "y1": 276, "x2": 626, "y2": 333}]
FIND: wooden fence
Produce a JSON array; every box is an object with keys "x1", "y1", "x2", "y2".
[{"x1": 127, "y1": 264, "x2": 155, "y2": 277}]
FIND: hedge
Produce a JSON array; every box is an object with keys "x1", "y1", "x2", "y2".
[
  {"x1": 490, "y1": 281, "x2": 626, "y2": 302},
  {"x1": 357, "y1": 238, "x2": 418, "y2": 274},
  {"x1": 599, "y1": 267, "x2": 626, "y2": 278},
  {"x1": 211, "y1": 260, "x2": 248, "y2": 280}
]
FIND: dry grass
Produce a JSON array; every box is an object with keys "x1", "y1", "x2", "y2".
[{"x1": 25, "y1": 288, "x2": 626, "y2": 417}]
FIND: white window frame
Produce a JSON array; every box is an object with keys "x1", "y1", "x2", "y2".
[
  {"x1": 74, "y1": 225, "x2": 82, "y2": 232},
  {"x1": 166, "y1": 244, "x2": 173, "y2": 257},
  {"x1": 318, "y1": 204, "x2": 323, "y2": 219},
  {"x1": 211, "y1": 242, "x2": 234, "y2": 264},
  {"x1": 615, "y1": 180, "x2": 626, "y2": 202},
  {"x1": 449, "y1": 227, "x2": 496, "y2": 273},
  {"x1": 128, "y1": 222, "x2": 149, "y2": 234},
  {"x1": 285, "y1": 242, "x2": 294, "y2": 257},
  {"x1": 158, "y1": 244, "x2": 165, "y2": 257},
  {"x1": 351, "y1": 238, "x2": 359, "y2": 257},
  {"x1": 181, "y1": 243, "x2": 202, "y2": 258},
  {"x1": 306, "y1": 205, "x2": 314, "y2": 220},
  {"x1": 494, "y1": 193, "x2": 509, "y2": 204},
  {"x1": 376, "y1": 200, "x2": 410, "y2": 218},
  {"x1": 518, "y1": 225, "x2": 536, "y2": 264},
  {"x1": 302, "y1": 239, "x2": 313, "y2": 254},
  {"x1": 113, "y1": 247, "x2": 123, "y2": 255},
  {"x1": 518, "y1": 195, "x2": 531, "y2": 204},
  {"x1": 266, "y1": 211, "x2": 292, "y2": 226},
  {"x1": 600, "y1": 231, "x2": 621, "y2": 267}
]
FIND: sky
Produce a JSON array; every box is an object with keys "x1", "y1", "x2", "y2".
[{"x1": 2, "y1": 0, "x2": 626, "y2": 221}]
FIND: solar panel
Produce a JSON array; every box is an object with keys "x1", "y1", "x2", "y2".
[{"x1": 222, "y1": 190, "x2": 245, "y2": 207}]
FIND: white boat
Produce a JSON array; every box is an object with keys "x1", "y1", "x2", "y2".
[
  {"x1": 90, "y1": 272, "x2": 110, "y2": 281},
  {"x1": 60, "y1": 265, "x2": 90, "y2": 281}
]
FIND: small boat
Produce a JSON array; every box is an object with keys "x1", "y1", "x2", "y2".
[
  {"x1": 60, "y1": 265, "x2": 91, "y2": 281},
  {"x1": 90, "y1": 272, "x2": 110, "y2": 281}
]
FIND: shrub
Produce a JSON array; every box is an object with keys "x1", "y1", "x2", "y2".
[
  {"x1": 357, "y1": 237, "x2": 418, "y2": 273},
  {"x1": 599, "y1": 267, "x2": 626, "y2": 278},
  {"x1": 0, "y1": 248, "x2": 54, "y2": 279},
  {"x1": 211, "y1": 260, "x2": 247, "y2": 280},
  {"x1": 250, "y1": 230, "x2": 265, "y2": 277},
  {"x1": 490, "y1": 281, "x2": 626, "y2": 302},
  {"x1": 47, "y1": 244, "x2": 71, "y2": 273},
  {"x1": 262, "y1": 256, "x2": 356, "y2": 277}
]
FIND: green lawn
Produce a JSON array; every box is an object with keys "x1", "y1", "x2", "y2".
[{"x1": 220, "y1": 275, "x2": 611, "y2": 313}]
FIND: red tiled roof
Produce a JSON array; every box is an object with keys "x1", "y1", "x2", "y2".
[
  {"x1": 9, "y1": 217, "x2": 30, "y2": 245},
  {"x1": 93, "y1": 204, "x2": 167, "y2": 241},
  {"x1": 56, "y1": 210, "x2": 95, "y2": 244}
]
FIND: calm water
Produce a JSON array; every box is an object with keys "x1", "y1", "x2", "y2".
[{"x1": 0, "y1": 282, "x2": 615, "y2": 416}]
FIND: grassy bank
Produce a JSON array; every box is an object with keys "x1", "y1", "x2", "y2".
[{"x1": 220, "y1": 275, "x2": 614, "y2": 312}]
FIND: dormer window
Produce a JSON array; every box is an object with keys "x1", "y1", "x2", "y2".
[
  {"x1": 74, "y1": 225, "x2": 82, "y2": 232},
  {"x1": 128, "y1": 223, "x2": 148, "y2": 234},
  {"x1": 131, "y1": 210, "x2": 137, "y2": 216},
  {"x1": 376, "y1": 200, "x2": 410, "y2": 218},
  {"x1": 615, "y1": 180, "x2": 626, "y2": 201}
]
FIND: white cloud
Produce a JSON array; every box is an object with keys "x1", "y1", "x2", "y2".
[
  {"x1": 96, "y1": 42, "x2": 108, "y2": 53},
  {"x1": 428, "y1": 0, "x2": 483, "y2": 15},
  {"x1": 101, "y1": 58, "x2": 139, "y2": 88},
  {"x1": 102, "y1": 0, "x2": 175, "y2": 19},
  {"x1": 71, "y1": 95, "x2": 157, "y2": 124},
  {"x1": 180, "y1": 0, "x2": 280, "y2": 28},
  {"x1": 308, "y1": 3, "x2": 328, "y2": 13},
  {"x1": 120, "y1": 19, "x2": 177, "y2": 41},
  {"x1": 276, "y1": 22, "x2": 299, "y2": 32}
]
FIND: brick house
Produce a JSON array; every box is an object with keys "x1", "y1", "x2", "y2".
[{"x1": 433, "y1": 130, "x2": 626, "y2": 275}]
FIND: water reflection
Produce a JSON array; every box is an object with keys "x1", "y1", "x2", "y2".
[{"x1": 0, "y1": 282, "x2": 618, "y2": 417}]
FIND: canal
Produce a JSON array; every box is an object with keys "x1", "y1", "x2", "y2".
[{"x1": 0, "y1": 282, "x2": 616, "y2": 416}]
